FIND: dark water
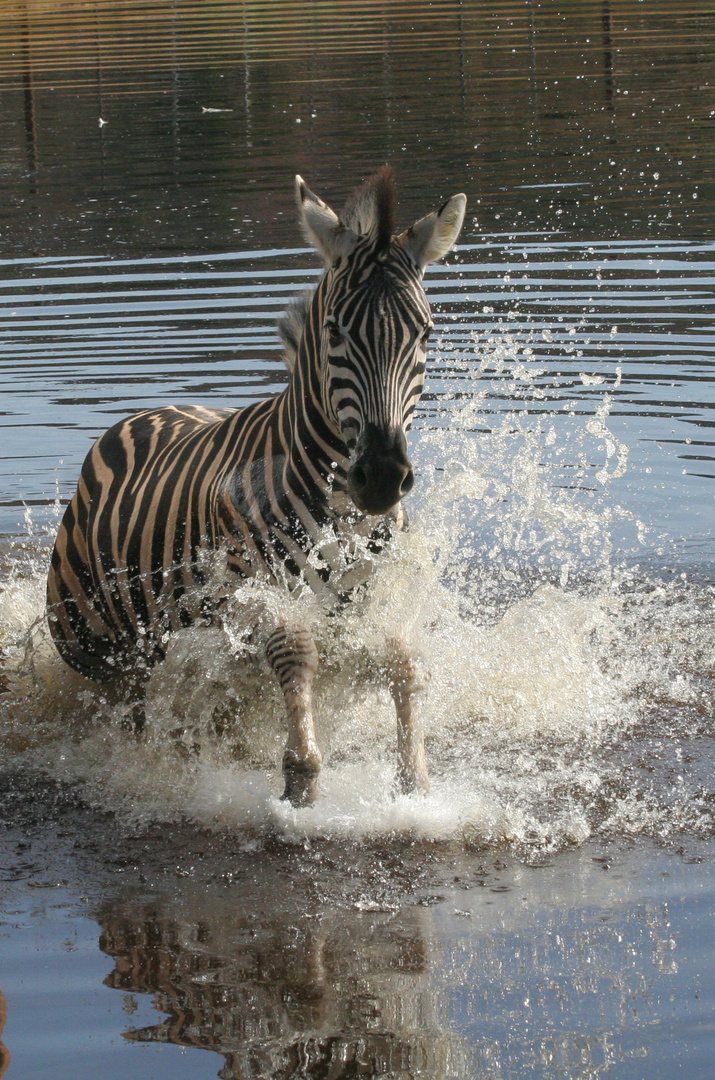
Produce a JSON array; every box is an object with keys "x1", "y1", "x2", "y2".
[{"x1": 1, "y1": 2, "x2": 715, "y2": 1078}]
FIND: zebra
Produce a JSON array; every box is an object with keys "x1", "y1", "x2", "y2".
[{"x1": 46, "y1": 168, "x2": 466, "y2": 806}]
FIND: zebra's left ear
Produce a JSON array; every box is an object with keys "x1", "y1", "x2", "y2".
[
  {"x1": 398, "y1": 192, "x2": 467, "y2": 270},
  {"x1": 296, "y1": 175, "x2": 359, "y2": 263}
]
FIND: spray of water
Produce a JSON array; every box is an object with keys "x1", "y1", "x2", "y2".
[{"x1": 1, "y1": 341, "x2": 714, "y2": 853}]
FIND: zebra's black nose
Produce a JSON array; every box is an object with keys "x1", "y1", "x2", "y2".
[{"x1": 348, "y1": 426, "x2": 414, "y2": 515}]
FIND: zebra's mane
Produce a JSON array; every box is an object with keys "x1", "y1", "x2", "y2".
[
  {"x1": 341, "y1": 165, "x2": 396, "y2": 258},
  {"x1": 278, "y1": 292, "x2": 311, "y2": 372},
  {"x1": 278, "y1": 168, "x2": 397, "y2": 372}
]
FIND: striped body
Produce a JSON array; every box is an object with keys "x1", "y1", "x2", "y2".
[
  {"x1": 47, "y1": 395, "x2": 396, "y2": 679},
  {"x1": 47, "y1": 169, "x2": 466, "y2": 804}
]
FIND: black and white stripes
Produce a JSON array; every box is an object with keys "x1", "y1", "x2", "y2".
[{"x1": 47, "y1": 168, "x2": 466, "y2": 804}]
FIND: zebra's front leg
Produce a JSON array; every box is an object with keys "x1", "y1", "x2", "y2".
[
  {"x1": 266, "y1": 625, "x2": 321, "y2": 807},
  {"x1": 386, "y1": 637, "x2": 430, "y2": 795}
]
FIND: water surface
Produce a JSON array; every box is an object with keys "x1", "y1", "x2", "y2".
[{"x1": 1, "y1": 2, "x2": 715, "y2": 1078}]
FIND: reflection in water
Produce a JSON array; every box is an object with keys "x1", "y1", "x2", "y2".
[
  {"x1": 0, "y1": 989, "x2": 9, "y2": 1080},
  {"x1": 600, "y1": 0, "x2": 615, "y2": 110},
  {"x1": 91, "y1": 847, "x2": 698, "y2": 1080},
  {"x1": 1, "y1": 0, "x2": 714, "y2": 254},
  {"x1": 19, "y1": 13, "x2": 36, "y2": 184},
  {"x1": 99, "y1": 894, "x2": 466, "y2": 1079}
]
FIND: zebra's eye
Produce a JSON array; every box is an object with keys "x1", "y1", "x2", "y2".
[
  {"x1": 420, "y1": 326, "x2": 433, "y2": 348},
  {"x1": 326, "y1": 320, "x2": 343, "y2": 349}
]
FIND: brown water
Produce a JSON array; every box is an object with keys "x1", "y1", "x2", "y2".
[{"x1": 1, "y1": 2, "x2": 715, "y2": 1078}]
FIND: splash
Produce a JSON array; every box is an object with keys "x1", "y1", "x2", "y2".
[{"x1": 1, "y1": 353, "x2": 714, "y2": 854}]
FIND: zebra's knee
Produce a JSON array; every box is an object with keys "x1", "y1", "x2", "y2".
[
  {"x1": 265, "y1": 626, "x2": 319, "y2": 692},
  {"x1": 386, "y1": 637, "x2": 429, "y2": 708}
]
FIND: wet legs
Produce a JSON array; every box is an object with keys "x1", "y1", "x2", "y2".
[
  {"x1": 386, "y1": 637, "x2": 430, "y2": 795},
  {"x1": 266, "y1": 628, "x2": 428, "y2": 805},
  {"x1": 266, "y1": 625, "x2": 321, "y2": 807}
]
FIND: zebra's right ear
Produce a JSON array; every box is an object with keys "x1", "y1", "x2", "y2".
[{"x1": 296, "y1": 176, "x2": 359, "y2": 263}]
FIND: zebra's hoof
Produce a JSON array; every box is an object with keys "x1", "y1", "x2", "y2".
[
  {"x1": 395, "y1": 767, "x2": 430, "y2": 797},
  {"x1": 281, "y1": 753, "x2": 320, "y2": 808}
]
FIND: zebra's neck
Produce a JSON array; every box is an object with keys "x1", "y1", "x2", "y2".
[{"x1": 282, "y1": 278, "x2": 351, "y2": 513}]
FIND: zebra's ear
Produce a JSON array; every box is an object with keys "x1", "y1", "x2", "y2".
[
  {"x1": 296, "y1": 175, "x2": 359, "y2": 263},
  {"x1": 398, "y1": 192, "x2": 467, "y2": 269}
]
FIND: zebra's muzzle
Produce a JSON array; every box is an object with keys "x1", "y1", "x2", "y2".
[{"x1": 347, "y1": 426, "x2": 414, "y2": 515}]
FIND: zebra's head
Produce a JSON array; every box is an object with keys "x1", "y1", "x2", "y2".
[{"x1": 295, "y1": 168, "x2": 466, "y2": 516}]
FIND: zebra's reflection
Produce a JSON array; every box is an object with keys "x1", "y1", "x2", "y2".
[{"x1": 98, "y1": 893, "x2": 469, "y2": 1079}]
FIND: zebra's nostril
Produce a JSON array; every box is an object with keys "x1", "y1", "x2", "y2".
[
  {"x1": 400, "y1": 469, "x2": 414, "y2": 496},
  {"x1": 351, "y1": 463, "x2": 368, "y2": 491}
]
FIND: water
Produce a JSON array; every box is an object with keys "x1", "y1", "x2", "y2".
[{"x1": 1, "y1": 2, "x2": 715, "y2": 1077}]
